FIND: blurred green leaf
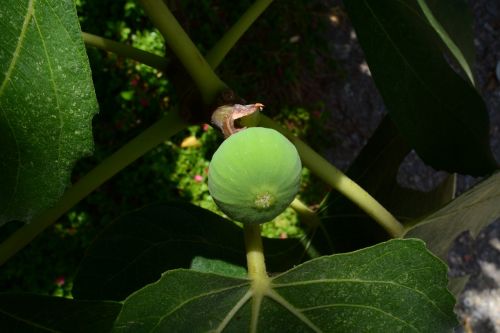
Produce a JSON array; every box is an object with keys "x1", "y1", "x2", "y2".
[
  {"x1": 344, "y1": 0, "x2": 497, "y2": 176},
  {"x1": 120, "y1": 90, "x2": 134, "y2": 101},
  {"x1": 113, "y1": 239, "x2": 456, "y2": 332},
  {"x1": 73, "y1": 202, "x2": 309, "y2": 301},
  {"x1": 0, "y1": 0, "x2": 98, "y2": 224},
  {"x1": 0, "y1": 293, "x2": 120, "y2": 332}
]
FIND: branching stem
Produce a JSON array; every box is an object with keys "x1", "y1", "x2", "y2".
[
  {"x1": 205, "y1": 0, "x2": 274, "y2": 69},
  {"x1": 82, "y1": 32, "x2": 168, "y2": 71},
  {"x1": 140, "y1": 0, "x2": 226, "y2": 103},
  {"x1": 259, "y1": 115, "x2": 405, "y2": 238}
]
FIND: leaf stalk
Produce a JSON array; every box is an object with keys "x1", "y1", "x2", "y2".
[{"x1": 244, "y1": 224, "x2": 268, "y2": 280}]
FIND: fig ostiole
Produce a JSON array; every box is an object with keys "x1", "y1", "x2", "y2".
[{"x1": 208, "y1": 127, "x2": 302, "y2": 224}]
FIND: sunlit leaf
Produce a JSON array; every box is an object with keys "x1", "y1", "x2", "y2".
[
  {"x1": 0, "y1": 0, "x2": 98, "y2": 223},
  {"x1": 113, "y1": 239, "x2": 457, "y2": 332}
]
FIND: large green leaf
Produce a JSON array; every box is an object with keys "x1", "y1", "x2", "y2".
[
  {"x1": 0, "y1": 293, "x2": 121, "y2": 332},
  {"x1": 344, "y1": 0, "x2": 497, "y2": 176},
  {"x1": 416, "y1": 0, "x2": 475, "y2": 84},
  {"x1": 405, "y1": 171, "x2": 500, "y2": 261},
  {"x1": 113, "y1": 239, "x2": 457, "y2": 332},
  {"x1": 73, "y1": 202, "x2": 310, "y2": 301},
  {"x1": 0, "y1": 0, "x2": 98, "y2": 223}
]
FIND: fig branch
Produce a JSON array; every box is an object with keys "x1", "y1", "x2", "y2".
[
  {"x1": 85, "y1": 0, "x2": 274, "y2": 74},
  {"x1": 82, "y1": 32, "x2": 168, "y2": 71},
  {"x1": 257, "y1": 115, "x2": 405, "y2": 238}
]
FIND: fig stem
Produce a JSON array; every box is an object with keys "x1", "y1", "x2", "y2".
[
  {"x1": 243, "y1": 223, "x2": 270, "y2": 333},
  {"x1": 257, "y1": 115, "x2": 405, "y2": 238},
  {"x1": 244, "y1": 224, "x2": 268, "y2": 280}
]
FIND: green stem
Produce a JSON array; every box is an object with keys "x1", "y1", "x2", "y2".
[
  {"x1": 205, "y1": 0, "x2": 274, "y2": 69},
  {"x1": 259, "y1": 115, "x2": 405, "y2": 238},
  {"x1": 416, "y1": 0, "x2": 475, "y2": 86},
  {"x1": 298, "y1": 231, "x2": 322, "y2": 259},
  {"x1": 82, "y1": 32, "x2": 168, "y2": 71},
  {"x1": 243, "y1": 223, "x2": 269, "y2": 333},
  {"x1": 243, "y1": 224, "x2": 268, "y2": 280},
  {"x1": 140, "y1": 0, "x2": 226, "y2": 104},
  {"x1": 243, "y1": 224, "x2": 269, "y2": 333},
  {"x1": 291, "y1": 198, "x2": 335, "y2": 254},
  {"x1": 290, "y1": 198, "x2": 319, "y2": 228},
  {"x1": 0, "y1": 110, "x2": 187, "y2": 266}
]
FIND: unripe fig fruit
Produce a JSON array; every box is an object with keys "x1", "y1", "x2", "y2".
[{"x1": 208, "y1": 127, "x2": 301, "y2": 224}]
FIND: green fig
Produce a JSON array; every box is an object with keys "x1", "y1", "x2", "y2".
[{"x1": 208, "y1": 127, "x2": 301, "y2": 224}]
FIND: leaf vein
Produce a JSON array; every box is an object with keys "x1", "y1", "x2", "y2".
[
  {"x1": 215, "y1": 289, "x2": 252, "y2": 333},
  {"x1": 300, "y1": 303, "x2": 419, "y2": 332},
  {"x1": 32, "y1": 13, "x2": 63, "y2": 175},
  {"x1": 152, "y1": 283, "x2": 250, "y2": 331},
  {"x1": 266, "y1": 289, "x2": 323, "y2": 333},
  {"x1": 272, "y1": 278, "x2": 449, "y2": 318},
  {"x1": 0, "y1": 307, "x2": 60, "y2": 332},
  {"x1": 0, "y1": 0, "x2": 35, "y2": 215}
]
